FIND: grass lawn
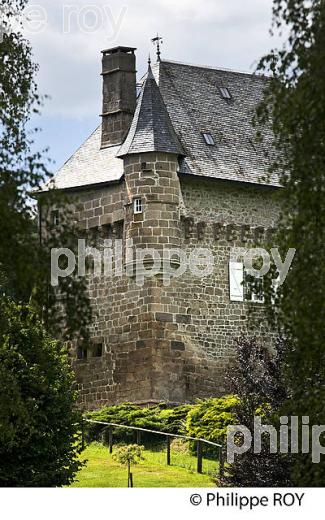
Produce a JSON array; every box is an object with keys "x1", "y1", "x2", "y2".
[{"x1": 69, "y1": 442, "x2": 218, "y2": 488}]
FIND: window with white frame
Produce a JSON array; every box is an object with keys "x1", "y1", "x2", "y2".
[{"x1": 133, "y1": 197, "x2": 143, "y2": 214}]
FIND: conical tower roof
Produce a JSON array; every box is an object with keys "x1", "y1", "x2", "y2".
[{"x1": 117, "y1": 64, "x2": 185, "y2": 158}]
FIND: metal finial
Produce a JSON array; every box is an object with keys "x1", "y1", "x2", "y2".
[
  {"x1": 151, "y1": 34, "x2": 163, "y2": 62},
  {"x1": 148, "y1": 53, "x2": 151, "y2": 66}
]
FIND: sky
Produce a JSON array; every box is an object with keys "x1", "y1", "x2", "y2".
[{"x1": 23, "y1": 0, "x2": 279, "y2": 173}]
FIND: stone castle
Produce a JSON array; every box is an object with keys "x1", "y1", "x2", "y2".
[{"x1": 48, "y1": 46, "x2": 280, "y2": 410}]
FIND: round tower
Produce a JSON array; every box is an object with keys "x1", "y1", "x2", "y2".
[{"x1": 117, "y1": 63, "x2": 188, "y2": 402}]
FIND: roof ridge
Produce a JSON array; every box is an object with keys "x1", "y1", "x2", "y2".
[{"x1": 160, "y1": 59, "x2": 268, "y2": 79}]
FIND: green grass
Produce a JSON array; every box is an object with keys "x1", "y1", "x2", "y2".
[{"x1": 69, "y1": 442, "x2": 218, "y2": 488}]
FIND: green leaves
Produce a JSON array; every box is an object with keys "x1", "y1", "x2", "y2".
[
  {"x1": 0, "y1": 297, "x2": 84, "y2": 486},
  {"x1": 256, "y1": 0, "x2": 325, "y2": 485},
  {"x1": 0, "y1": 0, "x2": 91, "y2": 340},
  {"x1": 112, "y1": 444, "x2": 145, "y2": 467},
  {"x1": 186, "y1": 396, "x2": 239, "y2": 445}
]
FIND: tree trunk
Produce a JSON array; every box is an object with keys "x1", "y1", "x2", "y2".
[{"x1": 127, "y1": 462, "x2": 131, "y2": 487}]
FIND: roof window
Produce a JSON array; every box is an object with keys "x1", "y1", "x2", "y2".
[
  {"x1": 202, "y1": 132, "x2": 215, "y2": 146},
  {"x1": 219, "y1": 86, "x2": 232, "y2": 100}
]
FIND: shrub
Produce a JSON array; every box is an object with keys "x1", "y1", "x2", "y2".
[
  {"x1": 185, "y1": 396, "x2": 239, "y2": 457},
  {"x1": 84, "y1": 402, "x2": 192, "y2": 446},
  {"x1": 0, "y1": 298, "x2": 84, "y2": 487},
  {"x1": 186, "y1": 396, "x2": 239, "y2": 443},
  {"x1": 84, "y1": 397, "x2": 239, "y2": 457}
]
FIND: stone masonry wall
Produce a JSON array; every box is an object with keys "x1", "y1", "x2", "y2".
[
  {"x1": 151, "y1": 176, "x2": 281, "y2": 401},
  {"x1": 65, "y1": 157, "x2": 281, "y2": 410}
]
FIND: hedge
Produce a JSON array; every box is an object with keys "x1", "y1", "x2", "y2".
[{"x1": 84, "y1": 396, "x2": 238, "y2": 450}]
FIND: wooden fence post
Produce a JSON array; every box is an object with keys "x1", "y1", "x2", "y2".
[
  {"x1": 219, "y1": 446, "x2": 225, "y2": 478},
  {"x1": 108, "y1": 427, "x2": 113, "y2": 454},
  {"x1": 166, "y1": 436, "x2": 171, "y2": 466},
  {"x1": 136, "y1": 430, "x2": 141, "y2": 445},
  {"x1": 197, "y1": 440, "x2": 203, "y2": 474},
  {"x1": 81, "y1": 419, "x2": 85, "y2": 451}
]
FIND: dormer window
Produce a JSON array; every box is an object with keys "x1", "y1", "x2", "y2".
[
  {"x1": 202, "y1": 132, "x2": 215, "y2": 146},
  {"x1": 133, "y1": 197, "x2": 143, "y2": 214},
  {"x1": 219, "y1": 86, "x2": 232, "y2": 100}
]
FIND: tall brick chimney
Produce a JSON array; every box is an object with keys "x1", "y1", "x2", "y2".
[{"x1": 101, "y1": 46, "x2": 137, "y2": 148}]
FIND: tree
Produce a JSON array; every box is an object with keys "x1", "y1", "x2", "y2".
[
  {"x1": 112, "y1": 444, "x2": 144, "y2": 487},
  {"x1": 223, "y1": 336, "x2": 292, "y2": 486},
  {"x1": 0, "y1": 0, "x2": 91, "y2": 341},
  {"x1": 0, "y1": 1, "x2": 91, "y2": 485},
  {"x1": 0, "y1": 0, "x2": 46, "y2": 299},
  {"x1": 0, "y1": 297, "x2": 84, "y2": 487},
  {"x1": 256, "y1": 0, "x2": 325, "y2": 485}
]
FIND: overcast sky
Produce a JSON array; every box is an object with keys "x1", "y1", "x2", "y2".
[{"x1": 25, "y1": 0, "x2": 279, "y2": 172}]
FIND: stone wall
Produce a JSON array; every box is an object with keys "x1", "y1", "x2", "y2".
[
  {"x1": 152, "y1": 176, "x2": 281, "y2": 401},
  {"x1": 64, "y1": 156, "x2": 281, "y2": 410}
]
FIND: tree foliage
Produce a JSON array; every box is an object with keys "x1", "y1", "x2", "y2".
[
  {"x1": 0, "y1": 298, "x2": 84, "y2": 486},
  {"x1": 112, "y1": 444, "x2": 144, "y2": 467},
  {"x1": 0, "y1": 0, "x2": 46, "y2": 299},
  {"x1": 0, "y1": 0, "x2": 91, "y2": 341},
  {"x1": 256, "y1": 0, "x2": 325, "y2": 485},
  {"x1": 224, "y1": 336, "x2": 292, "y2": 487},
  {"x1": 112, "y1": 444, "x2": 144, "y2": 487},
  {"x1": 0, "y1": 0, "x2": 91, "y2": 486},
  {"x1": 185, "y1": 396, "x2": 238, "y2": 449},
  {"x1": 85, "y1": 402, "x2": 192, "y2": 445}
]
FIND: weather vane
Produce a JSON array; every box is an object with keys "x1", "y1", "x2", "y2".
[{"x1": 151, "y1": 34, "x2": 163, "y2": 62}]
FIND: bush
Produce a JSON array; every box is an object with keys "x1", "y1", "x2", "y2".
[
  {"x1": 84, "y1": 397, "x2": 239, "y2": 456},
  {"x1": 186, "y1": 396, "x2": 239, "y2": 443},
  {"x1": 0, "y1": 298, "x2": 84, "y2": 487},
  {"x1": 186, "y1": 396, "x2": 239, "y2": 457},
  {"x1": 84, "y1": 402, "x2": 192, "y2": 446}
]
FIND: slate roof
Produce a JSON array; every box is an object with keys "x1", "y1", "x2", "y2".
[
  {"x1": 43, "y1": 127, "x2": 123, "y2": 190},
  {"x1": 152, "y1": 60, "x2": 278, "y2": 186},
  {"x1": 117, "y1": 64, "x2": 185, "y2": 158},
  {"x1": 48, "y1": 58, "x2": 279, "y2": 190}
]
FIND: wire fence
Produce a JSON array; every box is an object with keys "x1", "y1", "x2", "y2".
[{"x1": 82, "y1": 418, "x2": 225, "y2": 478}]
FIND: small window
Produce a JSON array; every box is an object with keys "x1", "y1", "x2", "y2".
[
  {"x1": 219, "y1": 86, "x2": 232, "y2": 100},
  {"x1": 93, "y1": 343, "x2": 103, "y2": 358},
  {"x1": 202, "y1": 132, "x2": 215, "y2": 146},
  {"x1": 51, "y1": 210, "x2": 60, "y2": 226},
  {"x1": 133, "y1": 197, "x2": 143, "y2": 214},
  {"x1": 141, "y1": 162, "x2": 152, "y2": 172}
]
